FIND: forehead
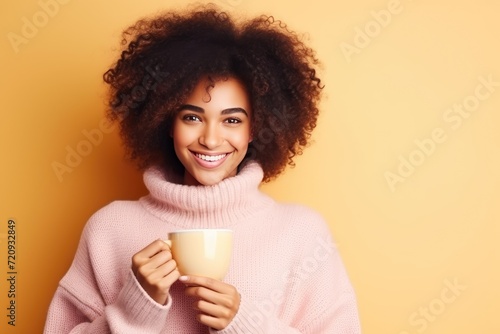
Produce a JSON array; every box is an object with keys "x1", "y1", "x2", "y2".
[{"x1": 185, "y1": 77, "x2": 251, "y2": 110}]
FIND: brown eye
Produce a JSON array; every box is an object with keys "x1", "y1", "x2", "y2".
[
  {"x1": 225, "y1": 118, "x2": 242, "y2": 124},
  {"x1": 183, "y1": 114, "x2": 201, "y2": 122}
]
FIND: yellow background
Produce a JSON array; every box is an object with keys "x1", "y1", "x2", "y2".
[{"x1": 1, "y1": 0, "x2": 499, "y2": 333}]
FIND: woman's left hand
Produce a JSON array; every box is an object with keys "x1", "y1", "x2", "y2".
[{"x1": 179, "y1": 276, "x2": 240, "y2": 330}]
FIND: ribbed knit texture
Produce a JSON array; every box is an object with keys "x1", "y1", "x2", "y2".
[{"x1": 44, "y1": 162, "x2": 360, "y2": 333}]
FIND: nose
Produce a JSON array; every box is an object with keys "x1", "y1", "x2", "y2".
[{"x1": 199, "y1": 123, "x2": 223, "y2": 149}]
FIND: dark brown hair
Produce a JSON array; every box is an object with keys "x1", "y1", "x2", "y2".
[{"x1": 103, "y1": 5, "x2": 323, "y2": 182}]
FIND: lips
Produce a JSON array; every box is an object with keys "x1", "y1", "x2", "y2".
[{"x1": 191, "y1": 151, "x2": 231, "y2": 168}]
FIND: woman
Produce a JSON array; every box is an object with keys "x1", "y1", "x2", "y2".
[{"x1": 44, "y1": 6, "x2": 360, "y2": 333}]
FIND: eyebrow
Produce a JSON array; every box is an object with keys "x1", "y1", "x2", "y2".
[{"x1": 179, "y1": 104, "x2": 248, "y2": 117}]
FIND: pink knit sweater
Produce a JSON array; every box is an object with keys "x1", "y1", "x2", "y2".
[{"x1": 44, "y1": 162, "x2": 360, "y2": 333}]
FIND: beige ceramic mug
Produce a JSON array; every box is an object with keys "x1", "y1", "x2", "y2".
[{"x1": 165, "y1": 229, "x2": 233, "y2": 280}]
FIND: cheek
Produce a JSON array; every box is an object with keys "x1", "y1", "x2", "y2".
[
  {"x1": 232, "y1": 130, "x2": 251, "y2": 150},
  {"x1": 172, "y1": 124, "x2": 195, "y2": 148}
]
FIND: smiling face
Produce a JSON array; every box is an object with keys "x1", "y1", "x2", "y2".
[{"x1": 172, "y1": 77, "x2": 252, "y2": 186}]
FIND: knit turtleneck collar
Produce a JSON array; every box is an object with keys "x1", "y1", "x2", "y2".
[{"x1": 139, "y1": 162, "x2": 275, "y2": 229}]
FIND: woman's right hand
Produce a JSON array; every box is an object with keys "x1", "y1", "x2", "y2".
[{"x1": 132, "y1": 239, "x2": 180, "y2": 305}]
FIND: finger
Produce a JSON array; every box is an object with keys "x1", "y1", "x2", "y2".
[
  {"x1": 196, "y1": 313, "x2": 231, "y2": 331},
  {"x1": 179, "y1": 275, "x2": 230, "y2": 294},
  {"x1": 142, "y1": 249, "x2": 174, "y2": 271},
  {"x1": 134, "y1": 240, "x2": 170, "y2": 261},
  {"x1": 142, "y1": 259, "x2": 178, "y2": 282},
  {"x1": 132, "y1": 240, "x2": 171, "y2": 274},
  {"x1": 135, "y1": 252, "x2": 173, "y2": 280},
  {"x1": 144, "y1": 260, "x2": 177, "y2": 280},
  {"x1": 137, "y1": 262, "x2": 180, "y2": 296},
  {"x1": 185, "y1": 285, "x2": 222, "y2": 304},
  {"x1": 157, "y1": 268, "x2": 181, "y2": 290},
  {"x1": 194, "y1": 299, "x2": 233, "y2": 319},
  {"x1": 185, "y1": 286, "x2": 239, "y2": 312}
]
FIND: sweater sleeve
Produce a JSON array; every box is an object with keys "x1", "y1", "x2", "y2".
[
  {"x1": 43, "y1": 217, "x2": 172, "y2": 333},
  {"x1": 211, "y1": 210, "x2": 361, "y2": 334},
  {"x1": 44, "y1": 271, "x2": 172, "y2": 333}
]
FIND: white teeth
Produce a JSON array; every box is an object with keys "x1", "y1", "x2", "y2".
[{"x1": 195, "y1": 153, "x2": 226, "y2": 162}]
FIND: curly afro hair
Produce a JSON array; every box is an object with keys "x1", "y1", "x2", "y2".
[{"x1": 103, "y1": 5, "x2": 323, "y2": 182}]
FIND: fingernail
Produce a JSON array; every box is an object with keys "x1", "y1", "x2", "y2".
[{"x1": 178, "y1": 276, "x2": 188, "y2": 282}]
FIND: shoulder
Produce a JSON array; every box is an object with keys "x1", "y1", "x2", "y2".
[
  {"x1": 270, "y1": 202, "x2": 334, "y2": 243},
  {"x1": 273, "y1": 202, "x2": 328, "y2": 227},
  {"x1": 82, "y1": 200, "x2": 144, "y2": 237}
]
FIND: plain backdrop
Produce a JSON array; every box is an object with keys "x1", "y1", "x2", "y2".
[{"x1": 1, "y1": 0, "x2": 499, "y2": 333}]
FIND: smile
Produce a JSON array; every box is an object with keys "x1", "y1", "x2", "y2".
[
  {"x1": 190, "y1": 151, "x2": 231, "y2": 169},
  {"x1": 194, "y1": 153, "x2": 227, "y2": 162}
]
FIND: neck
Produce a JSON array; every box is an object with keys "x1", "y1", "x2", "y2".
[
  {"x1": 183, "y1": 171, "x2": 201, "y2": 186},
  {"x1": 139, "y1": 162, "x2": 274, "y2": 229}
]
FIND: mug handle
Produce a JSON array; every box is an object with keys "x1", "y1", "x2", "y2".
[{"x1": 163, "y1": 239, "x2": 172, "y2": 247}]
